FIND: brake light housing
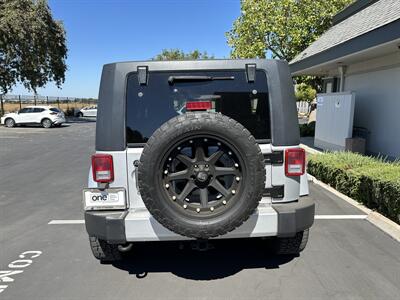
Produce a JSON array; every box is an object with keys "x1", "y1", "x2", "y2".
[
  {"x1": 285, "y1": 148, "x2": 305, "y2": 176},
  {"x1": 186, "y1": 101, "x2": 212, "y2": 111},
  {"x1": 92, "y1": 154, "x2": 114, "y2": 183}
]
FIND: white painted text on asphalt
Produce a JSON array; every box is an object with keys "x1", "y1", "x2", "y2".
[{"x1": 0, "y1": 251, "x2": 42, "y2": 294}]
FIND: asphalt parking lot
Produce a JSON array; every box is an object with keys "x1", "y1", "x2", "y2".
[{"x1": 1, "y1": 122, "x2": 400, "y2": 300}]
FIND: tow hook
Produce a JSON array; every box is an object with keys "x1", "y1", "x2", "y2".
[
  {"x1": 191, "y1": 239, "x2": 214, "y2": 251},
  {"x1": 118, "y1": 243, "x2": 133, "y2": 252}
]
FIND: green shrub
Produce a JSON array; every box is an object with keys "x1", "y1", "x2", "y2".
[
  {"x1": 300, "y1": 121, "x2": 315, "y2": 137},
  {"x1": 308, "y1": 152, "x2": 400, "y2": 224}
]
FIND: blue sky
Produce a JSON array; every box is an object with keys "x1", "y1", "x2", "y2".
[{"x1": 11, "y1": 0, "x2": 241, "y2": 98}]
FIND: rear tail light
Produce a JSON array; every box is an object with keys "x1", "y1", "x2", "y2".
[
  {"x1": 92, "y1": 154, "x2": 114, "y2": 183},
  {"x1": 186, "y1": 101, "x2": 212, "y2": 111},
  {"x1": 285, "y1": 148, "x2": 305, "y2": 176}
]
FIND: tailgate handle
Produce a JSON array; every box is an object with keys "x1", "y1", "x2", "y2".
[{"x1": 133, "y1": 160, "x2": 140, "y2": 194}]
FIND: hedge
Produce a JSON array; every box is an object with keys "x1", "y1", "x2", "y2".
[{"x1": 307, "y1": 152, "x2": 400, "y2": 224}]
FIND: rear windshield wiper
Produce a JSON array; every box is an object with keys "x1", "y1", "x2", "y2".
[{"x1": 168, "y1": 75, "x2": 234, "y2": 85}]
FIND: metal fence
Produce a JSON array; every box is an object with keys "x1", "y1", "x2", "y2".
[{"x1": 0, "y1": 94, "x2": 97, "y2": 115}]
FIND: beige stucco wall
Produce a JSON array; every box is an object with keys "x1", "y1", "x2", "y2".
[{"x1": 344, "y1": 64, "x2": 400, "y2": 158}]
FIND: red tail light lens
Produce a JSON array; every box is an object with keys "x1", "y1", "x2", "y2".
[
  {"x1": 92, "y1": 154, "x2": 114, "y2": 183},
  {"x1": 285, "y1": 148, "x2": 305, "y2": 176},
  {"x1": 186, "y1": 101, "x2": 212, "y2": 111}
]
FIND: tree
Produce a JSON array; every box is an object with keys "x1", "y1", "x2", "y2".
[
  {"x1": 153, "y1": 49, "x2": 214, "y2": 60},
  {"x1": 295, "y1": 83, "x2": 316, "y2": 104},
  {"x1": 0, "y1": 0, "x2": 67, "y2": 113},
  {"x1": 226, "y1": 0, "x2": 352, "y2": 61}
]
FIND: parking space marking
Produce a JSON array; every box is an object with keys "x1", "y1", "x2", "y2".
[
  {"x1": 48, "y1": 215, "x2": 368, "y2": 225},
  {"x1": 314, "y1": 215, "x2": 367, "y2": 220},
  {"x1": 48, "y1": 220, "x2": 85, "y2": 224}
]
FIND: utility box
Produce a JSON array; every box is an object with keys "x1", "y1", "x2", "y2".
[{"x1": 314, "y1": 92, "x2": 355, "y2": 151}]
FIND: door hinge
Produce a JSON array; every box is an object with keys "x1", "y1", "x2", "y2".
[{"x1": 263, "y1": 151, "x2": 283, "y2": 164}]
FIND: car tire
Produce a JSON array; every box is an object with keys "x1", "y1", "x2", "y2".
[
  {"x1": 77, "y1": 112, "x2": 83, "y2": 118},
  {"x1": 138, "y1": 112, "x2": 265, "y2": 239},
  {"x1": 41, "y1": 118, "x2": 52, "y2": 128},
  {"x1": 89, "y1": 236, "x2": 122, "y2": 262},
  {"x1": 5, "y1": 118, "x2": 15, "y2": 128},
  {"x1": 273, "y1": 229, "x2": 309, "y2": 255}
]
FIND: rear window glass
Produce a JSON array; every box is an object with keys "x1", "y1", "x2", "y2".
[
  {"x1": 126, "y1": 70, "x2": 270, "y2": 144},
  {"x1": 50, "y1": 108, "x2": 60, "y2": 112}
]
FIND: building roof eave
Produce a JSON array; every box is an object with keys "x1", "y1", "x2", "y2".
[{"x1": 290, "y1": 19, "x2": 400, "y2": 76}]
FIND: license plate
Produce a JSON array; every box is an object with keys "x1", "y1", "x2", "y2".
[{"x1": 83, "y1": 188, "x2": 126, "y2": 210}]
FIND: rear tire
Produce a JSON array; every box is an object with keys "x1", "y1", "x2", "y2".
[
  {"x1": 274, "y1": 229, "x2": 309, "y2": 255},
  {"x1": 89, "y1": 236, "x2": 122, "y2": 262},
  {"x1": 77, "y1": 112, "x2": 83, "y2": 118},
  {"x1": 5, "y1": 118, "x2": 15, "y2": 128},
  {"x1": 41, "y1": 118, "x2": 52, "y2": 128}
]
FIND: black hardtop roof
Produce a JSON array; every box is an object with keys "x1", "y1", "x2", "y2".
[{"x1": 95, "y1": 58, "x2": 299, "y2": 151}]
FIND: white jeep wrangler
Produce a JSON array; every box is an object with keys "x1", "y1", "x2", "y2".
[{"x1": 83, "y1": 59, "x2": 315, "y2": 262}]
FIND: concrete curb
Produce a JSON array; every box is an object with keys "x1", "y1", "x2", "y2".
[
  {"x1": 300, "y1": 143, "x2": 323, "y2": 155},
  {"x1": 308, "y1": 173, "x2": 400, "y2": 243}
]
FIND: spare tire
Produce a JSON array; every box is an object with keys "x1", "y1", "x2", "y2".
[{"x1": 138, "y1": 112, "x2": 265, "y2": 239}]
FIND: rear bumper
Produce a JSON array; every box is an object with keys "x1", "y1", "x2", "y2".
[
  {"x1": 84, "y1": 198, "x2": 315, "y2": 242},
  {"x1": 52, "y1": 117, "x2": 65, "y2": 124},
  {"x1": 84, "y1": 211, "x2": 127, "y2": 244},
  {"x1": 272, "y1": 196, "x2": 315, "y2": 237}
]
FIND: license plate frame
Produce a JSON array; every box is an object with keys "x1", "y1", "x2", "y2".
[{"x1": 83, "y1": 188, "x2": 126, "y2": 211}]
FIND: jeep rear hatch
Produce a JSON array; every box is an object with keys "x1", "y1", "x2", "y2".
[{"x1": 126, "y1": 69, "x2": 271, "y2": 146}]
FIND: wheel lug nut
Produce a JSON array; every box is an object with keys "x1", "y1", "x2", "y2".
[
  {"x1": 177, "y1": 146, "x2": 181, "y2": 150},
  {"x1": 172, "y1": 195, "x2": 176, "y2": 201},
  {"x1": 204, "y1": 138, "x2": 208, "y2": 142},
  {"x1": 183, "y1": 204, "x2": 188, "y2": 209},
  {"x1": 164, "y1": 170, "x2": 168, "y2": 174},
  {"x1": 217, "y1": 142, "x2": 221, "y2": 146},
  {"x1": 232, "y1": 190, "x2": 236, "y2": 195},
  {"x1": 236, "y1": 176, "x2": 240, "y2": 181},
  {"x1": 194, "y1": 164, "x2": 198, "y2": 168},
  {"x1": 168, "y1": 157, "x2": 172, "y2": 161},
  {"x1": 205, "y1": 164, "x2": 209, "y2": 168},
  {"x1": 165, "y1": 183, "x2": 170, "y2": 189},
  {"x1": 222, "y1": 200, "x2": 227, "y2": 205},
  {"x1": 234, "y1": 163, "x2": 239, "y2": 168},
  {"x1": 189, "y1": 140, "x2": 193, "y2": 144},
  {"x1": 228, "y1": 151, "x2": 232, "y2": 155},
  {"x1": 210, "y1": 207, "x2": 214, "y2": 211},
  {"x1": 196, "y1": 208, "x2": 201, "y2": 213}
]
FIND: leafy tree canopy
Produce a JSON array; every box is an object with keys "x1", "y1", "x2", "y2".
[
  {"x1": 153, "y1": 49, "x2": 214, "y2": 61},
  {"x1": 226, "y1": 0, "x2": 352, "y2": 61},
  {"x1": 0, "y1": 0, "x2": 67, "y2": 94},
  {"x1": 295, "y1": 83, "x2": 316, "y2": 103}
]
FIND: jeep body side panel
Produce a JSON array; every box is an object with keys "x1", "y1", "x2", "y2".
[{"x1": 95, "y1": 59, "x2": 299, "y2": 151}]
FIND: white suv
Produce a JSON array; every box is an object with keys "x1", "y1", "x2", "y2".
[
  {"x1": 1, "y1": 106, "x2": 66, "y2": 128},
  {"x1": 77, "y1": 106, "x2": 97, "y2": 117}
]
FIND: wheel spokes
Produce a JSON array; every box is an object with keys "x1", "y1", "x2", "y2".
[
  {"x1": 215, "y1": 166, "x2": 237, "y2": 176},
  {"x1": 194, "y1": 146, "x2": 206, "y2": 161},
  {"x1": 210, "y1": 179, "x2": 228, "y2": 197},
  {"x1": 176, "y1": 154, "x2": 193, "y2": 166},
  {"x1": 178, "y1": 181, "x2": 195, "y2": 201},
  {"x1": 168, "y1": 170, "x2": 189, "y2": 181},
  {"x1": 200, "y1": 188, "x2": 208, "y2": 207},
  {"x1": 207, "y1": 150, "x2": 224, "y2": 164}
]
